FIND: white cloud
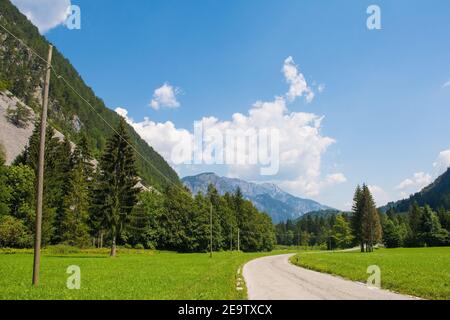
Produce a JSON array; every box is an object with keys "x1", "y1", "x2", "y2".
[
  {"x1": 433, "y1": 149, "x2": 450, "y2": 173},
  {"x1": 12, "y1": 0, "x2": 71, "y2": 33},
  {"x1": 442, "y1": 81, "x2": 450, "y2": 88},
  {"x1": 117, "y1": 57, "x2": 339, "y2": 197},
  {"x1": 283, "y1": 56, "x2": 314, "y2": 103},
  {"x1": 396, "y1": 172, "x2": 432, "y2": 191},
  {"x1": 150, "y1": 83, "x2": 181, "y2": 110},
  {"x1": 114, "y1": 107, "x2": 192, "y2": 164},
  {"x1": 368, "y1": 185, "x2": 390, "y2": 207},
  {"x1": 318, "y1": 84, "x2": 326, "y2": 93},
  {"x1": 324, "y1": 173, "x2": 347, "y2": 185}
]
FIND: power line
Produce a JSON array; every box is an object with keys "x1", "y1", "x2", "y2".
[{"x1": 0, "y1": 22, "x2": 189, "y2": 196}]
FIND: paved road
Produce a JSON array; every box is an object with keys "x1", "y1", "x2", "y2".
[{"x1": 242, "y1": 254, "x2": 415, "y2": 300}]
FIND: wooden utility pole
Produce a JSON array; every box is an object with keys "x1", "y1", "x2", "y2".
[
  {"x1": 230, "y1": 226, "x2": 233, "y2": 251},
  {"x1": 209, "y1": 203, "x2": 213, "y2": 258},
  {"x1": 32, "y1": 44, "x2": 53, "y2": 286},
  {"x1": 237, "y1": 228, "x2": 240, "y2": 252}
]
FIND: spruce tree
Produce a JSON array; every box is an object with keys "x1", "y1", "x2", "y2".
[
  {"x1": 360, "y1": 185, "x2": 382, "y2": 252},
  {"x1": 94, "y1": 119, "x2": 140, "y2": 256},
  {"x1": 351, "y1": 185, "x2": 364, "y2": 252},
  {"x1": 60, "y1": 162, "x2": 90, "y2": 247}
]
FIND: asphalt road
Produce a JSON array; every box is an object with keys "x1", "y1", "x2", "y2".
[{"x1": 242, "y1": 254, "x2": 415, "y2": 300}]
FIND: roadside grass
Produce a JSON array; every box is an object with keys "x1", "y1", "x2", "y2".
[
  {"x1": 291, "y1": 247, "x2": 450, "y2": 300},
  {"x1": 0, "y1": 249, "x2": 295, "y2": 300}
]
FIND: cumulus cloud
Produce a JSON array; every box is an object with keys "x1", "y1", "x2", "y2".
[
  {"x1": 433, "y1": 149, "x2": 450, "y2": 173},
  {"x1": 12, "y1": 0, "x2": 71, "y2": 33},
  {"x1": 368, "y1": 185, "x2": 390, "y2": 207},
  {"x1": 283, "y1": 56, "x2": 314, "y2": 103},
  {"x1": 396, "y1": 172, "x2": 432, "y2": 191},
  {"x1": 117, "y1": 57, "x2": 339, "y2": 197},
  {"x1": 150, "y1": 83, "x2": 181, "y2": 110},
  {"x1": 115, "y1": 107, "x2": 192, "y2": 164}
]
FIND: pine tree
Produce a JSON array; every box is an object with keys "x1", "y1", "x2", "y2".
[
  {"x1": 93, "y1": 119, "x2": 140, "y2": 256},
  {"x1": 351, "y1": 185, "x2": 364, "y2": 252},
  {"x1": 360, "y1": 185, "x2": 382, "y2": 252},
  {"x1": 407, "y1": 202, "x2": 422, "y2": 246}
]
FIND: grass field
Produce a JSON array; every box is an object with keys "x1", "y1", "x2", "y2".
[
  {"x1": 0, "y1": 248, "x2": 293, "y2": 300},
  {"x1": 291, "y1": 247, "x2": 450, "y2": 300}
]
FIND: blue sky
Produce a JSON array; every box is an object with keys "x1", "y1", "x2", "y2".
[{"x1": 12, "y1": 0, "x2": 450, "y2": 210}]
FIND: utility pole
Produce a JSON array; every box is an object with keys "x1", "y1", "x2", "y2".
[
  {"x1": 237, "y1": 228, "x2": 240, "y2": 252},
  {"x1": 230, "y1": 226, "x2": 233, "y2": 251},
  {"x1": 32, "y1": 45, "x2": 53, "y2": 286},
  {"x1": 209, "y1": 202, "x2": 213, "y2": 258}
]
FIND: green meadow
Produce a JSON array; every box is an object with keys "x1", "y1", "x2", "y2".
[
  {"x1": 291, "y1": 247, "x2": 450, "y2": 300},
  {"x1": 0, "y1": 248, "x2": 291, "y2": 300}
]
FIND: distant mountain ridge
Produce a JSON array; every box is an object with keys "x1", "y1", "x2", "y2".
[
  {"x1": 381, "y1": 168, "x2": 450, "y2": 213},
  {"x1": 182, "y1": 173, "x2": 333, "y2": 223}
]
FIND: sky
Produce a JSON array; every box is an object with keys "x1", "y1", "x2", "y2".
[{"x1": 11, "y1": 0, "x2": 450, "y2": 210}]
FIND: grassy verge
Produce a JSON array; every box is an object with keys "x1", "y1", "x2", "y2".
[
  {"x1": 290, "y1": 247, "x2": 450, "y2": 300},
  {"x1": 0, "y1": 249, "x2": 294, "y2": 300}
]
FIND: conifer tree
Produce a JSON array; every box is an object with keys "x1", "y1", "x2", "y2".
[
  {"x1": 360, "y1": 185, "x2": 382, "y2": 252},
  {"x1": 351, "y1": 185, "x2": 364, "y2": 252},
  {"x1": 93, "y1": 119, "x2": 140, "y2": 256}
]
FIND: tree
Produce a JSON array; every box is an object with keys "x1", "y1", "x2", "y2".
[
  {"x1": 0, "y1": 215, "x2": 32, "y2": 248},
  {"x1": 331, "y1": 214, "x2": 354, "y2": 249},
  {"x1": 418, "y1": 205, "x2": 449, "y2": 247},
  {"x1": 59, "y1": 162, "x2": 90, "y2": 247},
  {"x1": 360, "y1": 185, "x2": 382, "y2": 252},
  {"x1": 407, "y1": 202, "x2": 422, "y2": 246},
  {"x1": 4, "y1": 164, "x2": 34, "y2": 227},
  {"x1": 93, "y1": 119, "x2": 140, "y2": 256},
  {"x1": 382, "y1": 218, "x2": 403, "y2": 248},
  {"x1": 125, "y1": 191, "x2": 164, "y2": 249},
  {"x1": 6, "y1": 103, "x2": 33, "y2": 128},
  {"x1": 351, "y1": 185, "x2": 364, "y2": 252},
  {"x1": 0, "y1": 147, "x2": 11, "y2": 216}
]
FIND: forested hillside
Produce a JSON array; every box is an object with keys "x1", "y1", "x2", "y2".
[
  {"x1": 382, "y1": 168, "x2": 450, "y2": 213},
  {"x1": 0, "y1": 0, "x2": 179, "y2": 190}
]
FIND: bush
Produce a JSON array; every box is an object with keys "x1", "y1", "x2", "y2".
[
  {"x1": 0, "y1": 215, "x2": 32, "y2": 248},
  {"x1": 134, "y1": 243, "x2": 144, "y2": 250}
]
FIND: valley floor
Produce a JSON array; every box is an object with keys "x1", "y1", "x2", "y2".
[
  {"x1": 291, "y1": 247, "x2": 450, "y2": 300},
  {"x1": 0, "y1": 249, "x2": 293, "y2": 300}
]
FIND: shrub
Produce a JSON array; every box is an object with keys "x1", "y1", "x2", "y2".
[
  {"x1": 6, "y1": 104, "x2": 33, "y2": 128},
  {"x1": 0, "y1": 215, "x2": 32, "y2": 248},
  {"x1": 134, "y1": 243, "x2": 144, "y2": 250}
]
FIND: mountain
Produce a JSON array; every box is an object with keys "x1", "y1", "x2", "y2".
[
  {"x1": 381, "y1": 168, "x2": 450, "y2": 213},
  {"x1": 182, "y1": 173, "x2": 333, "y2": 223},
  {"x1": 0, "y1": 0, "x2": 179, "y2": 190}
]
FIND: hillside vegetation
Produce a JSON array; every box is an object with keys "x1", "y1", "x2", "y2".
[{"x1": 0, "y1": 0, "x2": 179, "y2": 190}]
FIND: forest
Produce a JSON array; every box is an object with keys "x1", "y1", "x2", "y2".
[
  {"x1": 276, "y1": 186, "x2": 450, "y2": 250},
  {"x1": 0, "y1": 118, "x2": 276, "y2": 253}
]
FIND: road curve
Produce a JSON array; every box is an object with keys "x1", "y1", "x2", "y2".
[{"x1": 242, "y1": 254, "x2": 415, "y2": 300}]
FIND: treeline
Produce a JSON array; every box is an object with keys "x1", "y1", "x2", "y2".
[
  {"x1": 0, "y1": 119, "x2": 275, "y2": 253},
  {"x1": 276, "y1": 185, "x2": 450, "y2": 251}
]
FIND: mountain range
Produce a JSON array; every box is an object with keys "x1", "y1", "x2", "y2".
[{"x1": 182, "y1": 173, "x2": 333, "y2": 223}]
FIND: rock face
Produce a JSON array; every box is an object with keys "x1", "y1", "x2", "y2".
[
  {"x1": 182, "y1": 172, "x2": 333, "y2": 223},
  {"x1": 0, "y1": 90, "x2": 73, "y2": 164},
  {"x1": 0, "y1": 90, "x2": 35, "y2": 164}
]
